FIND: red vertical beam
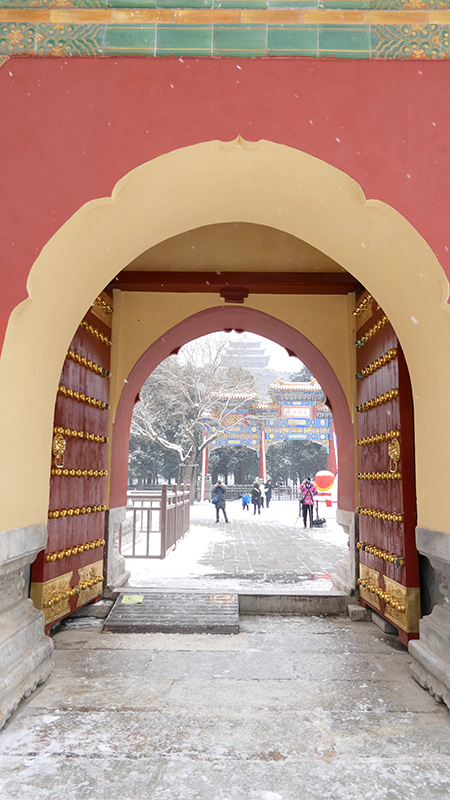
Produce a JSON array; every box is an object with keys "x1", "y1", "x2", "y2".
[
  {"x1": 326, "y1": 419, "x2": 337, "y2": 475},
  {"x1": 200, "y1": 429, "x2": 208, "y2": 502},
  {"x1": 259, "y1": 423, "x2": 267, "y2": 482}
]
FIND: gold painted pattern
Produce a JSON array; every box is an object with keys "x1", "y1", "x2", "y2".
[
  {"x1": 30, "y1": 571, "x2": 73, "y2": 625},
  {"x1": 40, "y1": 574, "x2": 103, "y2": 614},
  {"x1": 358, "y1": 564, "x2": 381, "y2": 610},
  {"x1": 1, "y1": 7, "x2": 447, "y2": 24},
  {"x1": 91, "y1": 293, "x2": 113, "y2": 326},
  {"x1": 354, "y1": 293, "x2": 375, "y2": 328},
  {"x1": 358, "y1": 577, "x2": 407, "y2": 613},
  {"x1": 77, "y1": 559, "x2": 104, "y2": 607},
  {"x1": 383, "y1": 577, "x2": 420, "y2": 633},
  {"x1": 353, "y1": 293, "x2": 373, "y2": 317}
]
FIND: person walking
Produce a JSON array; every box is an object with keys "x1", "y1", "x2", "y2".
[
  {"x1": 259, "y1": 479, "x2": 266, "y2": 508},
  {"x1": 299, "y1": 477, "x2": 317, "y2": 528},
  {"x1": 265, "y1": 479, "x2": 273, "y2": 509},
  {"x1": 213, "y1": 480, "x2": 229, "y2": 523},
  {"x1": 251, "y1": 481, "x2": 262, "y2": 515}
]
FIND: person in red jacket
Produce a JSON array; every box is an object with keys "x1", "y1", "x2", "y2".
[{"x1": 299, "y1": 477, "x2": 317, "y2": 528}]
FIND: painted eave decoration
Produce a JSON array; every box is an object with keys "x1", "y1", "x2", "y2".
[{"x1": 1, "y1": 0, "x2": 450, "y2": 61}]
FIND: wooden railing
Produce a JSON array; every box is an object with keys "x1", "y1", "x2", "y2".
[
  {"x1": 210, "y1": 484, "x2": 299, "y2": 502},
  {"x1": 119, "y1": 484, "x2": 190, "y2": 560}
]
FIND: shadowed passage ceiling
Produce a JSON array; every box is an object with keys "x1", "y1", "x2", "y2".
[{"x1": 112, "y1": 223, "x2": 360, "y2": 301}]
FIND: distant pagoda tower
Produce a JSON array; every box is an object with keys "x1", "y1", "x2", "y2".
[{"x1": 222, "y1": 337, "x2": 270, "y2": 370}]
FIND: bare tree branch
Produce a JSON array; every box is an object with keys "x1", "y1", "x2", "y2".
[{"x1": 130, "y1": 333, "x2": 262, "y2": 471}]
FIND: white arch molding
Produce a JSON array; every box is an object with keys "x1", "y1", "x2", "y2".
[{"x1": 0, "y1": 137, "x2": 449, "y2": 534}]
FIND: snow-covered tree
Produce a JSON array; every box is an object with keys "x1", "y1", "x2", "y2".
[{"x1": 130, "y1": 334, "x2": 259, "y2": 492}]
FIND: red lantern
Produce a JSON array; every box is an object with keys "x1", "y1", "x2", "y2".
[{"x1": 314, "y1": 470, "x2": 335, "y2": 493}]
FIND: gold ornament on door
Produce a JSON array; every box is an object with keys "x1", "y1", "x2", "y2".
[
  {"x1": 388, "y1": 439, "x2": 400, "y2": 473},
  {"x1": 52, "y1": 432, "x2": 66, "y2": 468}
]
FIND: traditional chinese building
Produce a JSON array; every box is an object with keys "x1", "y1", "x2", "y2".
[{"x1": 200, "y1": 377, "x2": 335, "y2": 496}]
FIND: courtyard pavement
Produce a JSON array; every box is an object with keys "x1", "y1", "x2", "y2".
[
  {"x1": 0, "y1": 614, "x2": 449, "y2": 800},
  {"x1": 126, "y1": 499, "x2": 348, "y2": 594},
  {"x1": 1, "y1": 501, "x2": 450, "y2": 799}
]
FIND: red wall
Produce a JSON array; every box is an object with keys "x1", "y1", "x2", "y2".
[{"x1": 1, "y1": 57, "x2": 450, "y2": 347}]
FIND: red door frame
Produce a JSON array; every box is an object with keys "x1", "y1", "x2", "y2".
[{"x1": 109, "y1": 306, "x2": 355, "y2": 512}]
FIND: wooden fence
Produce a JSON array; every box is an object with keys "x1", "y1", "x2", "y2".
[
  {"x1": 119, "y1": 484, "x2": 190, "y2": 560},
  {"x1": 215, "y1": 484, "x2": 300, "y2": 502}
]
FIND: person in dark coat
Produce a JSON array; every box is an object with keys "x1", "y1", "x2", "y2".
[
  {"x1": 213, "y1": 481, "x2": 229, "y2": 523},
  {"x1": 265, "y1": 479, "x2": 273, "y2": 508},
  {"x1": 259, "y1": 479, "x2": 266, "y2": 508},
  {"x1": 251, "y1": 482, "x2": 262, "y2": 515}
]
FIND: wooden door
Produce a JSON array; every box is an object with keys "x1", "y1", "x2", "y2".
[
  {"x1": 30, "y1": 293, "x2": 113, "y2": 632},
  {"x1": 355, "y1": 292, "x2": 420, "y2": 646}
]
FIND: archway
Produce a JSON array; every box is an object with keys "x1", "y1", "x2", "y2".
[
  {"x1": 1, "y1": 137, "x2": 450, "y2": 725},
  {"x1": 1, "y1": 137, "x2": 449, "y2": 534},
  {"x1": 109, "y1": 307, "x2": 354, "y2": 514}
]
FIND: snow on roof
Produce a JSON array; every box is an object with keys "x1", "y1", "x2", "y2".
[
  {"x1": 210, "y1": 391, "x2": 255, "y2": 400},
  {"x1": 268, "y1": 378, "x2": 323, "y2": 392}
]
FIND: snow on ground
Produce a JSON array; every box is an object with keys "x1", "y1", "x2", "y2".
[{"x1": 125, "y1": 499, "x2": 348, "y2": 593}]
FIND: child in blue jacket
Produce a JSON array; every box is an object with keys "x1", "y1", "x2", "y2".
[{"x1": 241, "y1": 492, "x2": 251, "y2": 511}]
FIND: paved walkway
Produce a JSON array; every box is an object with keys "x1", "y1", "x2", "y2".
[
  {"x1": 127, "y1": 500, "x2": 348, "y2": 594},
  {"x1": 1, "y1": 614, "x2": 449, "y2": 800}
]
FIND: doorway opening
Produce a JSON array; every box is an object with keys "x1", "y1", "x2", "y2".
[{"x1": 119, "y1": 329, "x2": 348, "y2": 599}]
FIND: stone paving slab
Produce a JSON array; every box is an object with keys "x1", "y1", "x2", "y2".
[
  {"x1": 1, "y1": 615, "x2": 449, "y2": 800},
  {"x1": 27, "y1": 673, "x2": 436, "y2": 715},
  {"x1": 164, "y1": 677, "x2": 438, "y2": 714},
  {"x1": 51, "y1": 627, "x2": 250, "y2": 652},
  {"x1": 26, "y1": 675, "x2": 174, "y2": 712},
  {"x1": 103, "y1": 591, "x2": 239, "y2": 635},
  {"x1": 136, "y1": 649, "x2": 414, "y2": 683},
  {"x1": 3, "y1": 705, "x2": 450, "y2": 762},
  {"x1": 1, "y1": 754, "x2": 449, "y2": 800}
]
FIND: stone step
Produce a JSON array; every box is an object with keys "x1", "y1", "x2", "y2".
[
  {"x1": 240, "y1": 593, "x2": 348, "y2": 616},
  {"x1": 347, "y1": 603, "x2": 371, "y2": 622},
  {"x1": 103, "y1": 591, "x2": 239, "y2": 635}
]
